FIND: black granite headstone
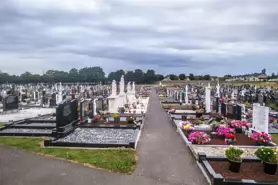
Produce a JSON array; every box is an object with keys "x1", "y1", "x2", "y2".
[
  {"x1": 56, "y1": 99, "x2": 78, "y2": 137},
  {"x1": 3, "y1": 95, "x2": 19, "y2": 111}
]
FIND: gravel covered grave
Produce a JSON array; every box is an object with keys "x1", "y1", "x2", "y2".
[
  {"x1": 191, "y1": 146, "x2": 260, "y2": 158},
  {"x1": 0, "y1": 128, "x2": 52, "y2": 133},
  {"x1": 55, "y1": 128, "x2": 138, "y2": 144},
  {"x1": 0, "y1": 108, "x2": 55, "y2": 122}
]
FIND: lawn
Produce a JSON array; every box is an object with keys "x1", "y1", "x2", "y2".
[
  {"x1": 272, "y1": 134, "x2": 278, "y2": 144},
  {"x1": 0, "y1": 123, "x2": 5, "y2": 128},
  {"x1": 0, "y1": 137, "x2": 137, "y2": 174}
]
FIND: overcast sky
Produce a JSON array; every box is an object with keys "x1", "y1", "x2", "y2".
[{"x1": 0, "y1": 0, "x2": 278, "y2": 76}]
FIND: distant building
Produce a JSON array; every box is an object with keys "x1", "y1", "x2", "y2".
[{"x1": 225, "y1": 73, "x2": 268, "y2": 82}]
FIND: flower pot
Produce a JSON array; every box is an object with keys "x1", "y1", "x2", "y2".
[
  {"x1": 181, "y1": 115, "x2": 187, "y2": 121},
  {"x1": 88, "y1": 118, "x2": 92, "y2": 123},
  {"x1": 228, "y1": 160, "x2": 241, "y2": 173},
  {"x1": 114, "y1": 118, "x2": 120, "y2": 123},
  {"x1": 216, "y1": 117, "x2": 223, "y2": 122},
  {"x1": 225, "y1": 139, "x2": 235, "y2": 145},
  {"x1": 235, "y1": 128, "x2": 242, "y2": 133},
  {"x1": 263, "y1": 162, "x2": 277, "y2": 175},
  {"x1": 196, "y1": 113, "x2": 203, "y2": 118}
]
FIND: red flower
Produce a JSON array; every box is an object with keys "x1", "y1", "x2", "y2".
[{"x1": 225, "y1": 134, "x2": 236, "y2": 139}]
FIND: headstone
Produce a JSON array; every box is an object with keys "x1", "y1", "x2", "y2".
[
  {"x1": 252, "y1": 105, "x2": 269, "y2": 133},
  {"x1": 3, "y1": 95, "x2": 19, "y2": 111},
  {"x1": 56, "y1": 99, "x2": 78, "y2": 137}
]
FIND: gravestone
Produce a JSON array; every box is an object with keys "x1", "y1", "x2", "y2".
[
  {"x1": 252, "y1": 105, "x2": 269, "y2": 133},
  {"x1": 236, "y1": 105, "x2": 242, "y2": 120},
  {"x1": 227, "y1": 104, "x2": 233, "y2": 119},
  {"x1": 55, "y1": 99, "x2": 78, "y2": 137},
  {"x1": 221, "y1": 103, "x2": 227, "y2": 117},
  {"x1": 3, "y1": 95, "x2": 19, "y2": 111}
]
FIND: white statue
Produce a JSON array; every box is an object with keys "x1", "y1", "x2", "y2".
[
  {"x1": 120, "y1": 75, "x2": 125, "y2": 93},
  {"x1": 112, "y1": 80, "x2": 117, "y2": 96}
]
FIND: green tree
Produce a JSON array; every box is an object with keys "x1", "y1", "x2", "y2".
[
  {"x1": 204, "y1": 74, "x2": 211, "y2": 80},
  {"x1": 169, "y1": 74, "x2": 179, "y2": 80},
  {"x1": 189, "y1": 73, "x2": 195, "y2": 80},
  {"x1": 178, "y1": 74, "x2": 186, "y2": 80},
  {"x1": 156, "y1": 74, "x2": 164, "y2": 81}
]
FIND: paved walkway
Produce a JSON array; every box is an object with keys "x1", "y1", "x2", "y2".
[
  {"x1": 134, "y1": 89, "x2": 208, "y2": 185},
  {"x1": 0, "y1": 88, "x2": 208, "y2": 185}
]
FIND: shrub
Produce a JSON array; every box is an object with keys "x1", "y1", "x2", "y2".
[
  {"x1": 113, "y1": 113, "x2": 119, "y2": 119},
  {"x1": 255, "y1": 147, "x2": 278, "y2": 164},
  {"x1": 225, "y1": 147, "x2": 244, "y2": 162}
]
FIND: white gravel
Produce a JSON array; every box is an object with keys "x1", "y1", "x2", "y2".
[
  {"x1": 55, "y1": 128, "x2": 138, "y2": 144},
  {"x1": 0, "y1": 108, "x2": 55, "y2": 122}
]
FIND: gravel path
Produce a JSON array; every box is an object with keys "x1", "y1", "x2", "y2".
[{"x1": 134, "y1": 88, "x2": 208, "y2": 185}]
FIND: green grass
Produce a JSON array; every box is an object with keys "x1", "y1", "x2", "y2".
[
  {"x1": 0, "y1": 137, "x2": 137, "y2": 174},
  {"x1": 271, "y1": 134, "x2": 278, "y2": 144},
  {"x1": 0, "y1": 123, "x2": 5, "y2": 128}
]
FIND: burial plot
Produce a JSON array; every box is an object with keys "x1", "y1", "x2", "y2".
[
  {"x1": 55, "y1": 99, "x2": 79, "y2": 137},
  {"x1": 3, "y1": 95, "x2": 19, "y2": 112}
]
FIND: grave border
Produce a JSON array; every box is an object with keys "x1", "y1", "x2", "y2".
[{"x1": 198, "y1": 152, "x2": 278, "y2": 185}]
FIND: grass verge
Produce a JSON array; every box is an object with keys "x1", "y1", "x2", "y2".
[
  {"x1": 271, "y1": 134, "x2": 278, "y2": 144},
  {"x1": 0, "y1": 137, "x2": 137, "y2": 174}
]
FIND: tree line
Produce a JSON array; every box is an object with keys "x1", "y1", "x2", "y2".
[{"x1": 0, "y1": 67, "x2": 219, "y2": 84}]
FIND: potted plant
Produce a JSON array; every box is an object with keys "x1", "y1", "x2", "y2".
[
  {"x1": 225, "y1": 134, "x2": 236, "y2": 145},
  {"x1": 250, "y1": 132, "x2": 272, "y2": 145},
  {"x1": 127, "y1": 116, "x2": 134, "y2": 124},
  {"x1": 92, "y1": 115, "x2": 101, "y2": 123},
  {"x1": 183, "y1": 124, "x2": 195, "y2": 134},
  {"x1": 188, "y1": 131, "x2": 211, "y2": 144},
  {"x1": 196, "y1": 109, "x2": 204, "y2": 118},
  {"x1": 231, "y1": 120, "x2": 243, "y2": 133},
  {"x1": 225, "y1": 147, "x2": 244, "y2": 173},
  {"x1": 87, "y1": 111, "x2": 94, "y2": 123},
  {"x1": 255, "y1": 147, "x2": 278, "y2": 175},
  {"x1": 113, "y1": 113, "x2": 120, "y2": 122}
]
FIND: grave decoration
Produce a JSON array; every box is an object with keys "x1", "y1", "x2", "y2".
[{"x1": 225, "y1": 147, "x2": 244, "y2": 173}]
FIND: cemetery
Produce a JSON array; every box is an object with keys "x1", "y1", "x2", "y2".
[
  {"x1": 0, "y1": 75, "x2": 149, "y2": 149},
  {"x1": 157, "y1": 80, "x2": 278, "y2": 185},
  {"x1": 1, "y1": 76, "x2": 278, "y2": 184}
]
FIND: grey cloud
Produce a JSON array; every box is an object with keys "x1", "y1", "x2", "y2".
[{"x1": 0, "y1": 0, "x2": 278, "y2": 75}]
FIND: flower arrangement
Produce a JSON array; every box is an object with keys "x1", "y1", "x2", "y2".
[
  {"x1": 183, "y1": 124, "x2": 195, "y2": 132},
  {"x1": 255, "y1": 147, "x2": 277, "y2": 164},
  {"x1": 127, "y1": 116, "x2": 134, "y2": 123},
  {"x1": 223, "y1": 128, "x2": 236, "y2": 135},
  {"x1": 188, "y1": 131, "x2": 211, "y2": 144},
  {"x1": 225, "y1": 147, "x2": 244, "y2": 162},
  {"x1": 225, "y1": 134, "x2": 236, "y2": 144},
  {"x1": 251, "y1": 132, "x2": 272, "y2": 144},
  {"x1": 196, "y1": 109, "x2": 204, "y2": 114},
  {"x1": 241, "y1": 121, "x2": 251, "y2": 128},
  {"x1": 113, "y1": 113, "x2": 119, "y2": 120},
  {"x1": 217, "y1": 126, "x2": 235, "y2": 136},
  {"x1": 92, "y1": 115, "x2": 101, "y2": 122},
  {"x1": 231, "y1": 120, "x2": 243, "y2": 130}
]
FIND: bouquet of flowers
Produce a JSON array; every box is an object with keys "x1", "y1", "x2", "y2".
[
  {"x1": 188, "y1": 131, "x2": 211, "y2": 144},
  {"x1": 217, "y1": 125, "x2": 227, "y2": 136},
  {"x1": 183, "y1": 124, "x2": 195, "y2": 132},
  {"x1": 127, "y1": 116, "x2": 135, "y2": 123},
  {"x1": 231, "y1": 120, "x2": 242, "y2": 129},
  {"x1": 241, "y1": 121, "x2": 251, "y2": 128},
  {"x1": 251, "y1": 132, "x2": 272, "y2": 144},
  {"x1": 92, "y1": 115, "x2": 101, "y2": 122},
  {"x1": 270, "y1": 117, "x2": 277, "y2": 123},
  {"x1": 223, "y1": 128, "x2": 236, "y2": 135}
]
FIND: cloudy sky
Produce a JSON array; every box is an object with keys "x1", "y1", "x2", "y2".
[{"x1": 1, "y1": 0, "x2": 278, "y2": 76}]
